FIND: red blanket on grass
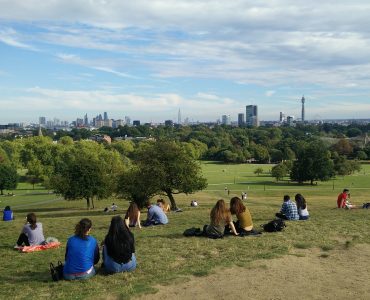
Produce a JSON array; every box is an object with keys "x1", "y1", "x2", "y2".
[{"x1": 17, "y1": 241, "x2": 61, "y2": 253}]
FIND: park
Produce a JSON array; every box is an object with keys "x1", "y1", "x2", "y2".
[{"x1": 1, "y1": 161, "x2": 370, "y2": 299}]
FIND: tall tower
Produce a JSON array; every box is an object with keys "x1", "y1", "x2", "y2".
[
  {"x1": 178, "y1": 109, "x2": 182, "y2": 125},
  {"x1": 246, "y1": 105, "x2": 259, "y2": 127},
  {"x1": 301, "y1": 96, "x2": 305, "y2": 122}
]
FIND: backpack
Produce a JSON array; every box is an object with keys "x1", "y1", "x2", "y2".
[
  {"x1": 262, "y1": 219, "x2": 286, "y2": 232},
  {"x1": 183, "y1": 227, "x2": 203, "y2": 237}
]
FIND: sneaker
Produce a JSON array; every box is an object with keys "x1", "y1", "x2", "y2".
[{"x1": 14, "y1": 245, "x2": 22, "y2": 250}]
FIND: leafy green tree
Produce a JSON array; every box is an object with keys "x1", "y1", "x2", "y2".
[
  {"x1": 0, "y1": 163, "x2": 18, "y2": 195},
  {"x1": 291, "y1": 141, "x2": 334, "y2": 185},
  {"x1": 271, "y1": 163, "x2": 288, "y2": 181},
  {"x1": 331, "y1": 139, "x2": 353, "y2": 157},
  {"x1": 254, "y1": 167, "x2": 264, "y2": 176},
  {"x1": 356, "y1": 150, "x2": 367, "y2": 160},
  {"x1": 334, "y1": 155, "x2": 361, "y2": 175},
  {"x1": 130, "y1": 140, "x2": 207, "y2": 210},
  {"x1": 50, "y1": 142, "x2": 123, "y2": 209}
]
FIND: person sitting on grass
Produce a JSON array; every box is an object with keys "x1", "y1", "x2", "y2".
[
  {"x1": 15, "y1": 213, "x2": 45, "y2": 247},
  {"x1": 337, "y1": 189, "x2": 350, "y2": 208},
  {"x1": 295, "y1": 193, "x2": 309, "y2": 220},
  {"x1": 124, "y1": 202, "x2": 142, "y2": 228},
  {"x1": 205, "y1": 199, "x2": 238, "y2": 238},
  {"x1": 157, "y1": 198, "x2": 171, "y2": 213},
  {"x1": 102, "y1": 216, "x2": 136, "y2": 273},
  {"x1": 276, "y1": 195, "x2": 299, "y2": 220},
  {"x1": 63, "y1": 218, "x2": 100, "y2": 280},
  {"x1": 3, "y1": 205, "x2": 14, "y2": 221},
  {"x1": 229, "y1": 197, "x2": 261, "y2": 235},
  {"x1": 143, "y1": 200, "x2": 168, "y2": 226}
]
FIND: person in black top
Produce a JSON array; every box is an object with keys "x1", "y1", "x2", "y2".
[{"x1": 102, "y1": 216, "x2": 136, "y2": 273}]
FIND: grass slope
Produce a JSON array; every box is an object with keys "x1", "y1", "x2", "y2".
[{"x1": 0, "y1": 163, "x2": 370, "y2": 299}]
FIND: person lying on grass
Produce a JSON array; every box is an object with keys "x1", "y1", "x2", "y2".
[
  {"x1": 63, "y1": 218, "x2": 100, "y2": 280},
  {"x1": 16, "y1": 213, "x2": 46, "y2": 247},
  {"x1": 229, "y1": 197, "x2": 261, "y2": 235},
  {"x1": 102, "y1": 216, "x2": 136, "y2": 273},
  {"x1": 205, "y1": 199, "x2": 238, "y2": 238}
]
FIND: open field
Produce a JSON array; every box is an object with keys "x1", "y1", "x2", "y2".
[{"x1": 1, "y1": 162, "x2": 370, "y2": 299}]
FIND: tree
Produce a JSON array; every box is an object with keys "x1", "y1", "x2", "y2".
[
  {"x1": 50, "y1": 142, "x2": 123, "y2": 209},
  {"x1": 290, "y1": 141, "x2": 335, "y2": 185},
  {"x1": 127, "y1": 140, "x2": 207, "y2": 210},
  {"x1": 0, "y1": 163, "x2": 18, "y2": 195},
  {"x1": 271, "y1": 163, "x2": 288, "y2": 181},
  {"x1": 254, "y1": 167, "x2": 264, "y2": 176}
]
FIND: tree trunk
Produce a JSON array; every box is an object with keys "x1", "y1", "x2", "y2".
[
  {"x1": 91, "y1": 197, "x2": 95, "y2": 209},
  {"x1": 0, "y1": 189, "x2": 3, "y2": 195},
  {"x1": 165, "y1": 191, "x2": 178, "y2": 211},
  {"x1": 86, "y1": 196, "x2": 90, "y2": 209},
  {"x1": 310, "y1": 179, "x2": 314, "y2": 185}
]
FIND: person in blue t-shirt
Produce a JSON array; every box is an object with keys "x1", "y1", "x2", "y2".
[
  {"x1": 63, "y1": 218, "x2": 100, "y2": 280},
  {"x1": 143, "y1": 200, "x2": 168, "y2": 226},
  {"x1": 3, "y1": 206, "x2": 14, "y2": 221}
]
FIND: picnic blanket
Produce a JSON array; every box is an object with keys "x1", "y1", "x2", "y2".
[{"x1": 17, "y1": 241, "x2": 61, "y2": 253}]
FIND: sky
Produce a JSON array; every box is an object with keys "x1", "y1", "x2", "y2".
[{"x1": 1, "y1": 0, "x2": 370, "y2": 124}]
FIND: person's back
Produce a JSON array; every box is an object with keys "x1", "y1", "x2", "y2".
[
  {"x1": 22, "y1": 222, "x2": 45, "y2": 245},
  {"x1": 279, "y1": 195, "x2": 299, "y2": 220},
  {"x1": 3, "y1": 207, "x2": 13, "y2": 221},
  {"x1": 148, "y1": 205, "x2": 168, "y2": 224},
  {"x1": 64, "y1": 235, "x2": 98, "y2": 274}
]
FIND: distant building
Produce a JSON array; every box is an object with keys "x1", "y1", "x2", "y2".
[
  {"x1": 238, "y1": 113, "x2": 245, "y2": 126},
  {"x1": 39, "y1": 117, "x2": 46, "y2": 126},
  {"x1": 84, "y1": 114, "x2": 89, "y2": 126},
  {"x1": 104, "y1": 112, "x2": 108, "y2": 121},
  {"x1": 115, "y1": 119, "x2": 125, "y2": 127},
  {"x1": 279, "y1": 112, "x2": 285, "y2": 123},
  {"x1": 125, "y1": 116, "x2": 131, "y2": 126},
  {"x1": 221, "y1": 114, "x2": 231, "y2": 125},
  {"x1": 133, "y1": 120, "x2": 141, "y2": 126},
  {"x1": 104, "y1": 119, "x2": 113, "y2": 127},
  {"x1": 90, "y1": 134, "x2": 111, "y2": 144},
  {"x1": 287, "y1": 115, "x2": 295, "y2": 126},
  {"x1": 246, "y1": 105, "x2": 259, "y2": 127},
  {"x1": 301, "y1": 96, "x2": 305, "y2": 122}
]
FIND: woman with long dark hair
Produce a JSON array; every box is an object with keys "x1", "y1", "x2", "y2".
[
  {"x1": 63, "y1": 218, "x2": 100, "y2": 280},
  {"x1": 205, "y1": 199, "x2": 238, "y2": 238},
  {"x1": 230, "y1": 197, "x2": 261, "y2": 235},
  {"x1": 103, "y1": 216, "x2": 136, "y2": 273},
  {"x1": 295, "y1": 194, "x2": 310, "y2": 220},
  {"x1": 16, "y1": 213, "x2": 45, "y2": 247},
  {"x1": 124, "y1": 202, "x2": 141, "y2": 228}
]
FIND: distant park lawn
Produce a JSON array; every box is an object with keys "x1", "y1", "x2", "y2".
[{"x1": 1, "y1": 162, "x2": 370, "y2": 299}]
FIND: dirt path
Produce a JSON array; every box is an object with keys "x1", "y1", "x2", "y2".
[{"x1": 135, "y1": 244, "x2": 370, "y2": 300}]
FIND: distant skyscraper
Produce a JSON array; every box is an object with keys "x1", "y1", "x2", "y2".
[
  {"x1": 104, "y1": 112, "x2": 108, "y2": 121},
  {"x1": 39, "y1": 117, "x2": 46, "y2": 126},
  {"x1": 279, "y1": 112, "x2": 285, "y2": 122},
  {"x1": 84, "y1": 114, "x2": 89, "y2": 126},
  {"x1": 178, "y1": 109, "x2": 182, "y2": 125},
  {"x1": 301, "y1": 96, "x2": 305, "y2": 122},
  {"x1": 125, "y1": 116, "x2": 131, "y2": 125},
  {"x1": 133, "y1": 120, "x2": 140, "y2": 126},
  {"x1": 287, "y1": 115, "x2": 295, "y2": 126},
  {"x1": 238, "y1": 113, "x2": 245, "y2": 126},
  {"x1": 246, "y1": 105, "x2": 259, "y2": 127},
  {"x1": 221, "y1": 115, "x2": 231, "y2": 125}
]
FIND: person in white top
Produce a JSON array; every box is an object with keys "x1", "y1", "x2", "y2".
[{"x1": 295, "y1": 194, "x2": 309, "y2": 220}]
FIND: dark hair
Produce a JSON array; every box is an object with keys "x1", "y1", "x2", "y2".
[
  {"x1": 4, "y1": 206, "x2": 11, "y2": 211},
  {"x1": 343, "y1": 189, "x2": 349, "y2": 192},
  {"x1": 295, "y1": 194, "x2": 306, "y2": 209},
  {"x1": 27, "y1": 213, "x2": 37, "y2": 230},
  {"x1": 210, "y1": 199, "x2": 231, "y2": 225},
  {"x1": 283, "y1": 195, "x2": 290, "y2": 202},
  {"x1": 125, "y1": 202, "x2": 139, "y2": 222},
  {"x1": 230, "y1": 197, "x2": 246, "y2": 215},
  {"x1": 145, "y1": 200, "x2": 151, "y2": 208},
  {"x1": 104, "y1": 216, "x2": 135, "y2": 264},
  {"x1": 75, "y1": 218, "x2": 92, "y2": 239}
]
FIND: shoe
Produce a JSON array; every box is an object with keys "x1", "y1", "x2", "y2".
[
  {"x1": 246, "y1": 229, "x2": 262, "y2": 236},
  {"x1": 14, "y1": 245, "x2": 22, "y2": 250}
]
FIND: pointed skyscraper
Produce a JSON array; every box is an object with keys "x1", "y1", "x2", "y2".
[{"x1": 301, "y1": 96, "x2": 305, "y2": 122}]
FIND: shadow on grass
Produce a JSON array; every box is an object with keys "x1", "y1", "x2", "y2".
[
  {"x1": 14, "y1": 207, "x2": 71, "y2": 213},
  {"x1": 0, "y1": 271, "x2": 49, "y2": 283},
  {"x1": 238, "y1": 181, "x2": 316, "y2": 187}
]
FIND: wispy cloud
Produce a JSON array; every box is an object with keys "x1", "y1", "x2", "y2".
[{"x1": 0, "y1": 28, "x2": 37, "y2": 50}]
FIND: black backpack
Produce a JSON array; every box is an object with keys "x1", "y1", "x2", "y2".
[
  {"x1": 50, "y1": 261, "x2": 64, "y2": 281},
  {"x1": 262, "y1": 219, "x2": 286, "y2": 232},
  {"x1": 183, "y1": 227, "x2": 203, "y2": 237}
]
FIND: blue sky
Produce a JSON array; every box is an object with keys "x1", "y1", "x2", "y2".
[{"x1": 0, "y1": 0, "x2": 370, "y2": 124}]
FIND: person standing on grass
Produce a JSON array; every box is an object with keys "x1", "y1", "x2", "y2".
[
  {"x1": 295, "y1": 194, "x2": 309, "y2": 220},
  {"x1": 205, "y1": 199, "x2": 238, "y2": 238},
  {"x1": 63, "y1": 218, "x2": 100, "y2": 280},
  {"x1": 230, "y1": 197, "x2": 261, "y2": 235},
  {"x1": 124, "y1": 202, "x2": 142, "y2": 228},
  {"x1": 276, "y1": 195, "x2": 299, "y2": 220},
  {"x1": 143, "y1": 200, "x2": 168, "y2": 226},
  {"x1": 102, "y1": 216, "x2": 136, "y2": 273},
  {"x1": 15, "y1": 213, "x2": 45, "y2": 247},
  {"x1": 337, "y1": 189, "x2": 350, "y2": 208}
]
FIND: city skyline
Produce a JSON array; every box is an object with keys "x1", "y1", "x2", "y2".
[{"x1": 1, "y1": 1, "x2": 370, "y2": 124}]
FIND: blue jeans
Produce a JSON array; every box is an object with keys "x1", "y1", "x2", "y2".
[
  {"x1": 64, "y1": 267, "x2": 96, "y2": 280},
  {"x1": 103, "y1": 246, "x2": 136, "y2": 273}
]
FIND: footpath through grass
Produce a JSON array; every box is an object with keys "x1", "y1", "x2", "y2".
[{"x1": 1, "y1": 163, "x2": 370, "y2": 299}]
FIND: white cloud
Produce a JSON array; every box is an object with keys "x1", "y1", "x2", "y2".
[{"x1": 0, "y1": 28, "x2": 36, "y2": 50}]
